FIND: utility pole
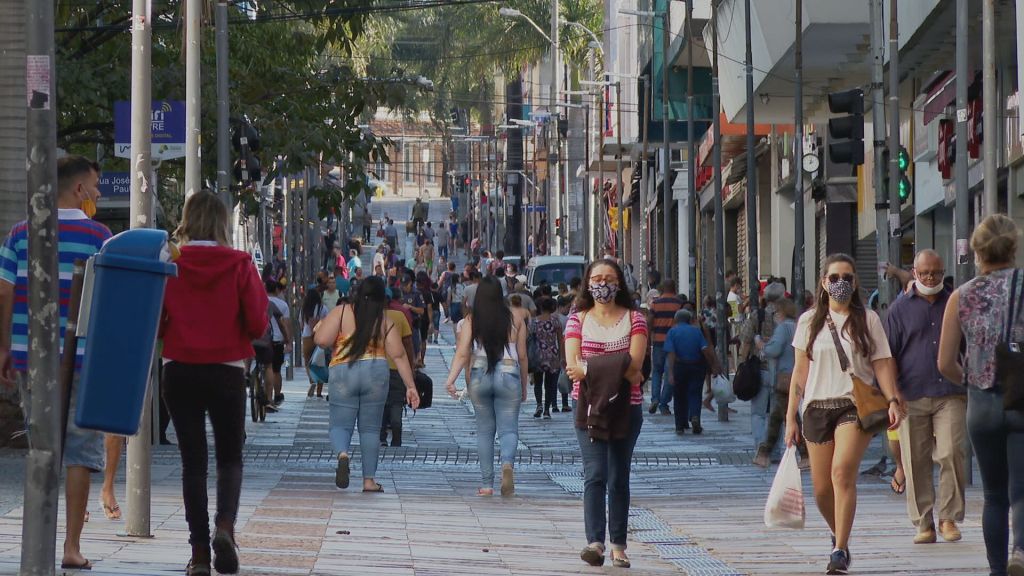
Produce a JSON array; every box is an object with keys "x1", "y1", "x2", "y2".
[
  {"x1": 598, "y1": 81, "x2": 606, "y2": 258},
  {"x1": 793, "y1": 0, "x2": 805, "y2": 310},
  {"x1": 982, "y1": 0, "x2": 997, "y2": 215},
  {"x1": 712, "y1": 0, "x2": 729, "y2": 421},
  {"x1": 22, "y1": 0, "x2": 61, "y2": 572},
  {"x1": 215, "y1": 1, "x2": 230, "y2": 206},
  {"x1": 549, "y1": 0, "x2": 561, "y2": 255},
  {"x1": 955, "y1": 0, "x2": 974, "y2": 486},
  {"x1": 744, "y1": 0, "x2": 759, "y2": 315},
  {"x1": 686, "y1": 0, "x2": 697, "y2": 302},
  {"x1": 870, "y1": 0, "x2": 890, "y2": 307},
  {"x1": 661, "y1": 4, "x2": 672, "y2": 282},
  {"x1": 616, "y1": 81, "x2": 625, "y2": 261},
  {"x1": 641, "y1": 75, "x2": 651, "y2": 290},
  {"x1": 184, "y1": 0, "x2": 201, "y2": 196},
  {"x1": 887, "y1": 0, "x2": 901, "y2": 283},
  {"x1": 125, "y1": 0, "x2": 154, "y2": 538}
]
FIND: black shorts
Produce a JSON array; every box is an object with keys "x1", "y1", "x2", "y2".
[
  {"x1": 271, "y1": 342, "x2": 285, "y2": 374},
  {"x1": 802, "y1": 398, "x2": 859, "y2": 444}
]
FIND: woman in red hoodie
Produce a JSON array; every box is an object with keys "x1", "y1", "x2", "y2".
[{"x1": 160, "y1": 191, "x2": 268, "y2": 576}]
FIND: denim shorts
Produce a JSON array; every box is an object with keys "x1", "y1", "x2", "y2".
[
  {"x1": 802, "y1": 398, "x2": 858, "y2": 445},
  {"x1": 18, "y1": 371, "x2": 105, "y2": 472}
]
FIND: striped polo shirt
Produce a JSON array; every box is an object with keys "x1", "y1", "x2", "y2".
[
  {"x1": 0, "y1": 209, "x2": 111, "y2": 372},
  {"x1": 649, "y1": 295, "x2": 684, "y2": 346}
]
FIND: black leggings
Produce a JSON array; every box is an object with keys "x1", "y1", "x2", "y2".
[
  {"x1": 533, "y1": 370, "x2": 558, "y2": 410},
  {"x1": 163, "y1": 362, "x2": 246, "y2": 547}
]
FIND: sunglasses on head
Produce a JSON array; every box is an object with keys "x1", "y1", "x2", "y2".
[{"x1": 827, "y1": 273, "x2": 855, "y2": 284}]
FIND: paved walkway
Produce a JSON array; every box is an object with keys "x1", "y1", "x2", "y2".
[{"x1": 0, "y1": 213, "x2": 997, "y2": 575}]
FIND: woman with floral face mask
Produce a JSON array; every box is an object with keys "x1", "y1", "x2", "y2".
[
  {"x1": 564, "y1": 259, "x2": 648, "y2": 568},
  {"x1": 785, "y1": 253, "x2": 903, "y2": 575}
]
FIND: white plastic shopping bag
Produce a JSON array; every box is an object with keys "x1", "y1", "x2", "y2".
[
  {"x1": 711, "y1": 374, "x2": 737, "y2": 404},
  {"x1": 764, "y1": 446, "x2": 805, "y2": 529}
]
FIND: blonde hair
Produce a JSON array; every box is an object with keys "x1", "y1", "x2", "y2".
[
  {"x1": 971, "y1": 213, "x2": 1019, "y2": 265},
  {"x1": 175, "y1": 190, "x2": 231, "y2": 246}
]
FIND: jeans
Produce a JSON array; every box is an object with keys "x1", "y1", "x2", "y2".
[
  {"x1": 438, "y1": 245, "x2": 449, "y2": 260},
  {"x1": 449, "y1": 302, "x2": 463, "y2": 324},
  {"x1": 673, "y1": 363, "x2": 705, "y2": 431},
  {"x1": 469, "y1": 361, "x2": 522, "y2": 486},
  {"x1": 650, "y1": 345, "x2": 671, "y2": 406},
  {"x1": 576, "y1": 404, "x2": 643, "y2": 551},
  {"x1": 533, "y1": 370, "x2": 558, "y2": 411},
  {"x1": 968, "y1": 386, "x2": 1024, "y2": 576},
  {"x1": 162, "y1": 362, "x2": 246, "y2": 547},
  {"x1": 750, "y1": 369, "x2": 771, "y2": 449},
  {"x1": 328, "y1": 358, "x2": 389, "y2": 479}
]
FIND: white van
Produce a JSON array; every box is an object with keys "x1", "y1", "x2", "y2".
[{"x1": 526, "y1": 256, "x2": 587, "y2": 291}]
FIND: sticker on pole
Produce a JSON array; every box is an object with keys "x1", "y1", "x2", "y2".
[
  {"x1": 889, "y1": 213, "x2": 902, "y2": 238},
  {"x1": 956, "y1": 109, "x2": 968, "y2": 123},
  {"x1": 957, "y1": 238, "x2": 969, "y2": 265},
  {"x1": 26, "y1": 55, "x2": 50, "y2": 110}
]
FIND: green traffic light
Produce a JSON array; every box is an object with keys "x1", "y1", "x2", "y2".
[
  {"x1": 897, "y1": 146, "x2": 910, "y2": 172},
  {"x1": 898, "y1": 175, "x2": 911, "y2": 201}
]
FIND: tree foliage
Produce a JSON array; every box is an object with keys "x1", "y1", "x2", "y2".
[{"x1": 54, "y1": 1, "x2": 427, "y2": 223}]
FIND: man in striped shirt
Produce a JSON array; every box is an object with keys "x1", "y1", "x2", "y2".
[
  {"x1": 648, "y1": 280, "x2": 686, "y2": 415},
  {"x1": 0, "y1": 155, "x2": 112, "y2": 570}
]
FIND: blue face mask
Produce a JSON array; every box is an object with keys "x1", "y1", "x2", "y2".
[{"x1": 588, "y1": 281, "x2": 618, "y2": 304}]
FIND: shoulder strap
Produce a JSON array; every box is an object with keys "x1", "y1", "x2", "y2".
[
  {"x1": 1006, "y1": 269, "x2": 1022, "y2": 343},
  {"x1": 825, "y1": 314, "x2": 851, "y2": 374}
]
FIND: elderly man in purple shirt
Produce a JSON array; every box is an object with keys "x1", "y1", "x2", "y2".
[{"x1": 884, "y1": 249, "x2": 966, "y2": 545}]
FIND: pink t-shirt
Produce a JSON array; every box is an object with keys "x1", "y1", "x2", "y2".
[{"x1": 564, "y1": 309, "x2": 648, "y2": 405}]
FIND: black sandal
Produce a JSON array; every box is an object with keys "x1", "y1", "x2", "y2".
[
  {"x1": 362, "y1": 482, "x2": 384, "y2": 493},
  {"x1": 335, "y1": 454, "x2": 350, "y2": 489}
]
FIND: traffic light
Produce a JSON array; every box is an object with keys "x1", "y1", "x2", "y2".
[
  {"x1": 882, "y1": 145, "x2": 912, "y2": 203},
  {"x1": 827, "y1": 88, "x2": 865, "y2": 166},
  {"x1": 232, "y1": 120, "x2": 261, "y2": 184}
]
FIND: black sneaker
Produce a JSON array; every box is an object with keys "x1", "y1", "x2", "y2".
[
  {"x1": 826, "y1": 548, "x2": 850, "y2": 575},
  {"x1": 274, "y1": 393, "x2": 285, "y2": 405},
  {"x1": 551, "y1": 406, "x2": 560, "y2": 413},
  {"x1": 533, "y1": 408, "x2": 543, "y2": 418},
  {"x1": 562, "y1": 404, "x2": 571, "y2": 412},
  {"x1": 648, "y1": 402, "x2": 659, "y2": 414}
]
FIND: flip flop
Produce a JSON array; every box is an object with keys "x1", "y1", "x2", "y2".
[
  {"x1": 362, "y1": 482, "x2": 384, "y2": 493},
  {"x1": 60, "y1": 559, "x2": 92, "y2": 570},
  {"x1": 335, "y1": 454, "x2": 350, "y2": 489},
  {"x1": 891, "y1": 475, "x2": 906, "y2": 495},
  {"x1": 101, "y1": 503, "x2": 121, "y2": 520}
]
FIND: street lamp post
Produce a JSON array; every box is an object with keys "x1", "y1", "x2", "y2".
[{"x1": 500, "y1": 6, "x2": 561, "y2": 255}]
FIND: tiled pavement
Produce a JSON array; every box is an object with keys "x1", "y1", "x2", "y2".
[{"x1": 0, "y1": 214, "x2": 997, "y2": 574}]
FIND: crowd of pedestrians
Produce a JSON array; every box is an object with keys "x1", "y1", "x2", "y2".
[{"x1": 13, "y1": 172, "x2": 1024, "y2": 576}]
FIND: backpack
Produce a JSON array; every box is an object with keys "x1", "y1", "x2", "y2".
[
  {"x1": 732, "y1": 308, "x2": 766, "y2": 401},
  {"x1": 526, "y1": 320, "x2": 541, "y2": 373},
  {"x1": 252, "y1": 301, "x2": 284, "y2": 364},
  {"x1": 414, "y1": 370, "x2": 433, "y2": 409}
]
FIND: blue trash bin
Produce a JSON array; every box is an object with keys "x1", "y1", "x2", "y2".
[{"x1": 75, "y1": 228, "x2": 177, "y2": 435}]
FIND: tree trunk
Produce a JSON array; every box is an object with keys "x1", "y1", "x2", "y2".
[{"x1": 0, "y1": 1, "x2": 28, "y2": 448}]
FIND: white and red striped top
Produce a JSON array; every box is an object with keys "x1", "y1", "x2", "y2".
[{"x1": 565, "y1": 309, "x2": 649, "y2": 405}]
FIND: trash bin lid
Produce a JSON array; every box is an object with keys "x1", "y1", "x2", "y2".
[
  {"x1": 101, "y1": 228, "x2": 169, "y2": 260},
  {"x1": 95, "y1": 229, "x2": 177, "y2": 276}
]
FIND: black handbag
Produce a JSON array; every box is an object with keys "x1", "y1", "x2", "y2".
[
  {"x1": 997, "y1": 269, "x2": 1024, "y2": 410},
  {"x1": 414, "y1": 370, "x2": 433, "y2": 409}
]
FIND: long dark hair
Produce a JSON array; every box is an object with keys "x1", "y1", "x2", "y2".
[
  {"x1": 301, "y1": 287, "x2": 323, "y2": 324},
  {"x1": 340, "y1": 275, "x2": 387, "y2": 362},
  {"x1": 471, "y1": 276, "x2": 512, "y2": 373},
  {"x1": 574, "y1": 259, "x2": 635, "y2": 312},
  {"x1": 805, "y1": 253, "x2": 874, "y2": 361}
]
